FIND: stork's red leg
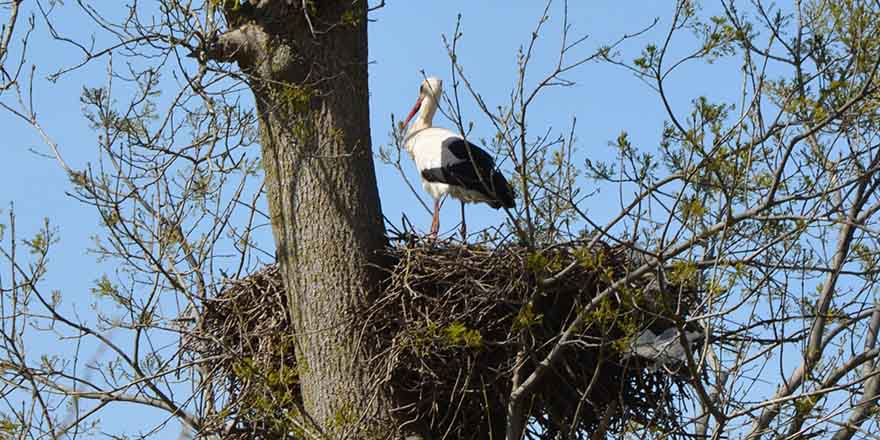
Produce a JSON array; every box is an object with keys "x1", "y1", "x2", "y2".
[
  {"x1": 459, "y1": 201, "x2": 467, "y2": 241},
  {"x1": 430, "y1": 198, "x2": 441, "y2": 238}
]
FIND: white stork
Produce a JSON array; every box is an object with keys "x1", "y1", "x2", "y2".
[{"x1": 400, "y1": 77, "x2": 515, "y2": 239}]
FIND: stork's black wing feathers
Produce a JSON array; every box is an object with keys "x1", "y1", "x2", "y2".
[
  {"x1": 445, "y1": 138, "x2": 497, "y2": 170},
  {"x1": 421, "y1": 138, "x2": 515, "y2": 209}
]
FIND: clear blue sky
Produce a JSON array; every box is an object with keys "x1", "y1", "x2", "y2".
[{"x1": 0, "y1": 1, "x2": 746, "y2": 436}]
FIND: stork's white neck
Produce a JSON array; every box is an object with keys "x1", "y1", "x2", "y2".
[{"x1": 406, "y1": 95, "x2": 438, "y2": 138}]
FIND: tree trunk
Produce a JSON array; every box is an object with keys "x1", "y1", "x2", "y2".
[{"x1": 210, "y1": 2, "x2": 392, "y2": 437}]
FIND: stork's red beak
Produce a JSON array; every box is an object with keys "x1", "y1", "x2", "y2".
[{"x1": 401, "y1": 96, "x2": 423, "y2": 131}]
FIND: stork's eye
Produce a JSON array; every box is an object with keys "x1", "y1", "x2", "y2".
[{"x1": 420, "y1": 84, "x2": 426, "y2": 94}]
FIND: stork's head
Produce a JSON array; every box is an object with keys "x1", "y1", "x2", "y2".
[
  {"x1": 402, "y1": 77, "x2": 443, "y2": 131},
  {"x1": 420, "y1": 77, "x2": 443, "y2": 101}
]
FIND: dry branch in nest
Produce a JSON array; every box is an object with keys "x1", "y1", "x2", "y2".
[{"x1": 193, "y1": 237, "x2": 700, "y2": 439}]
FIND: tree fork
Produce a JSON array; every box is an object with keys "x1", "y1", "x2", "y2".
[{"x1": 207, "y1": 1, "x2": 395, "y2": 436}]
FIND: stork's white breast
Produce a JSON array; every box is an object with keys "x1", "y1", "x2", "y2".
[{"x1": 404, "y1": 127, "x2": 462, "y2": 171}]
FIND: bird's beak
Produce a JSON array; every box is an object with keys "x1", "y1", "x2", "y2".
[{"x1": 401, "y1": 96, "x2": 423, "y2": 132}]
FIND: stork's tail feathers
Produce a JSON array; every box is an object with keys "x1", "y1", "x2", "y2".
[{"x1": 488, "y1": 171, "x2": 516, "y2": 209}]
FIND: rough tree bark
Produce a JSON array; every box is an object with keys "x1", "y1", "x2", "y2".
[{"x1": 204, "y1": 1, "x2": 392, "y2": 437}]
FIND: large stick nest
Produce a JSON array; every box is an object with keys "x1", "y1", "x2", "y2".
[{"x1": 194, "y1": 237, "x2": 699, "y2": 439}]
